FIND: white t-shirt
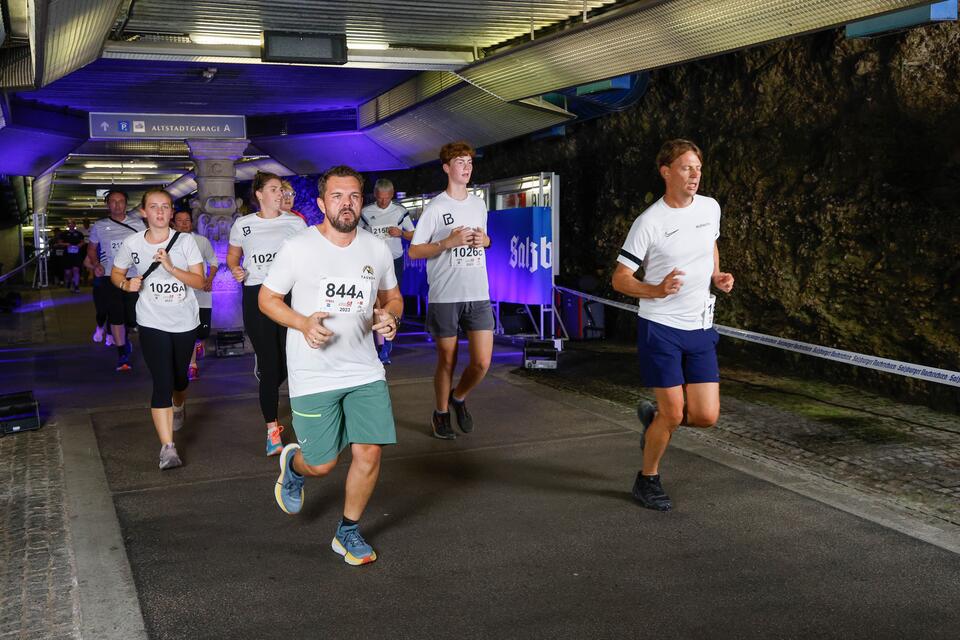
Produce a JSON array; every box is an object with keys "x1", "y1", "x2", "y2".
[
  {"x1": 617, "y1": 195, "x2": 721, "y2": 331},
  {"x1": 360, "y1": 202, "x2": 414, "y2": 260},
  {"x1": 114, "y1": 231, "x2": 203, "y2": 333},
  {"x1": 191, "y1": 232, "x2": 219, "y2": 309},
  {"x1": 228, "y1": 212, "x2": 307, "y2": 286},
  {"x1": 410, "y1": 191, "x2": 489, "y2": 303},
  {"x1": 263, "y1": 227, "x2": 398, "y2": 397},
  {"x1": 89, "y1": 215, "x2": 147, "y2": 276}
]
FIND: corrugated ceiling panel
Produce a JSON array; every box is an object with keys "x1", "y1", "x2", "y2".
[
  {"x1": 0, "y1": 48, "x2": 34, "y2": 90},
  {"x1": 365, "y1": 84, "x2": 572, "y2": 166},
  {"x1": 460, "y1": 0, "x2": 932, "y2": 101},
  {"x1": 40, "y1": 0, "x2": 124, "y2": 86},
  {"x1": 358, "y1": 71, "x2": 461, "y2": 128},
  {"x1": 124, "y1": 0, "x2": 617, "y2": 49}
]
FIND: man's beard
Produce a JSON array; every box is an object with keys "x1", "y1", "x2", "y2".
[{"x1": 329, "y1": 209, "x2": 359, "y2": 233}]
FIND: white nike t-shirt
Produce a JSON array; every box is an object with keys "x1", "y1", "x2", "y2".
[
  {"x1": 228, "y1": 212, "x2": 307, "y2": 286},
  {"x1": 617, "y1": 195, "x2": 721, "y2": 331},
  {"x1": 114, "y1": 231, "x2": 203, "y2": 333},
  {"x1": 263, "y1": 227, "x2": 398, "y2": 397},
  {"x1": 191, "y1": 232, "x2": 219, "y2": 309},
  {"x1": 410, "y1": 191, "x2": 489, "y2": 303},
  {"x1": 360, "y1": 202, "x2": 414, "y2": 259}
]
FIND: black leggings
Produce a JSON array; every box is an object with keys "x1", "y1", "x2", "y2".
[
  {"x1": 242, "y1": 285, "x2": 287, "y2": 423},
  {"x1": 139, "y1": 325, "x2": 198, "y2": 408}
]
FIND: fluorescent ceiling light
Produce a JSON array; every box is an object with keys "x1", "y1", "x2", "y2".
[
  {"x1": 190, "y1": 33, "x2": 261, "y2": 47},
  {"x1": 347, "y1": 41, "x2": 390, "y2": 50},
  {"x1": 80, "y1": 174, "x2": 146, "y2": 181},
  {"x1": 84, "y1": 161, "x2": 158, "y2": 169}
]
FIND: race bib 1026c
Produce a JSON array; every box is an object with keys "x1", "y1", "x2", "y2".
[
  {"x1": 317, "y1": 277, "x2": 370, "y2": 314},
  {"x1": 450, "y1": 245, "x2": 485, "y2": 269}
]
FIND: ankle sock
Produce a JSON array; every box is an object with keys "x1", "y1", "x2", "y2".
[{"x1": 341, "y1": 516, "x2": 358, "y2": 528}]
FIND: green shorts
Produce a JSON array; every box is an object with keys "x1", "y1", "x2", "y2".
[{"x1": 290, "y1": 379, "x2": 396, "y2": 465}]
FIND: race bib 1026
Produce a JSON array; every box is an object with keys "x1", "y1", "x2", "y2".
[
  {"x1": 148, "y1": 280, "x2": 187, "y2": 305},
  {"x1": 450, "y1": 245, "x2": 485, "y2": 269},
  {"x1": 248, "y1": 251, "x2": 277, "y2": 273},
  {"x1": 317, "y1": 277, "x2": 370, "y2": 314}
]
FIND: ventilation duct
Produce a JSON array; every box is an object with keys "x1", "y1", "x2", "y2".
[{"x1": 459, "y1": 0, "x2": 934, "y2": 102}]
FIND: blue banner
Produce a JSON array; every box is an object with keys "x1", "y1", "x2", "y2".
[
  {"x1": 487, "y1": 206, "x2": 554, "y2": 305},
  {"x1": 400, "y1": 206, "x2": 554, "y2": 305}
]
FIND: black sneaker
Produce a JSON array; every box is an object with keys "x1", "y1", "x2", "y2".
[
  {"x1": 637, "y1": 401, "x2": 656, "y2": 451},
  {"x1": 632, "y1": 473, "x2": 673, "y2": 511},
  {"x1": 448, "y1": 393, "x2": 473, "y2": 434},
  {"x1": 431, "y1": 411, "x2": 456, "y2": 440}
]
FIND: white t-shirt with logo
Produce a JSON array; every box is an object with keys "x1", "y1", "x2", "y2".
[
  {"x1": 410, "y1": 191, "x2": 489, "y2": 303},
  {"x1": 89, "y1": 215, "x2": 147, "y2": 276},
  {"x1": 360, "y1": 202, "x2": 414, "y2": 260},
  {"x1": 191, "y1": 232, "x2": 219, "y2": 309},
  {"x1": 114, "y1": 231, "x2": 203, "y2": 333},
  {"x1": 263, "y1": 227, "x2": 398, "y2": 397},
  {"x1": 617, "y1": 195, "x2": 721, "y2": 331},
  {"x1": 228, "y1": 212, "x2": 307, "y2": 286}
]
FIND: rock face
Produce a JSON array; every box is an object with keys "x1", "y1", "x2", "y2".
[{"x1": 375, "y1": 24, "x2": 960, "y2": 409}]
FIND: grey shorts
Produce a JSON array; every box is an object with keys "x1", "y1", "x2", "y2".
[{"x1": 426, "y1": 300, "x2": 495, "y2": 338}]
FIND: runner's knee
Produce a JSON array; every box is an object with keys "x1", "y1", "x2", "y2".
[
  {"x1": 351, "y1": 444, "x2": 381, "y2": 469},
  {"x1": 657, "y1": 405, "x2": 685, "y2": 428},
  {"x1": 687, "y1": 408, "x2": 718, "y2": 428}
]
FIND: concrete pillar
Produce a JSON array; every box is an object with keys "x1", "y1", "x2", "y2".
[{"x1": 186, "y1": 139, "x2": 249, "y2": 331}]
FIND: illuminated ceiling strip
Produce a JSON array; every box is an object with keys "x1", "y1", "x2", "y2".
[{"x1": 101, "y1": 40, "x2": 473, "y2": 71}]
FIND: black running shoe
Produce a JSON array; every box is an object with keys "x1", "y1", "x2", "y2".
[
  {"x1": 431, "y1": 411, "x2": 456, "y2": 440},
  {"x1": 637, "y1": 401, "x2": 656, "y2": 451},
  {"x1": 449, "y1": 393, "x2": 473, "y2": 434},
  {"x1": 632, "y1": 473, "x2": 673, "y2": 511}
]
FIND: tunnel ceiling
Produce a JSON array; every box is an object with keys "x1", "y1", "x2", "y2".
[
  {"x1": 14, "y1": 58, "x2": 417, "y2": 115},
  {"x1": 121, "y1": 0, "x2": 620, "y2": 50},
  {"x1": 0, "y1": 0, "x2": 937, "y2": 222}
]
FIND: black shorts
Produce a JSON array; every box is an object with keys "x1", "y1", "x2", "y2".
[
  {"x1": 93, "y1": 276, "x2": 137, "y2": 327},
  {"x1": 197, "y1": 307, "x2": 212, "y2": 340}
]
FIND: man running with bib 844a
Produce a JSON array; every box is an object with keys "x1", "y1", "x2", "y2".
[
  {"x1": 612, "y1": 139, "x2": 735, "y2": 512},
  {"x1": 261, "y1": 165, "x2": 402, "y2": 566}
]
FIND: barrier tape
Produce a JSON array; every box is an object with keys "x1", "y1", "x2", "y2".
[{"x1": 555, "y1": 286, "x2": 960, "y2": 388}]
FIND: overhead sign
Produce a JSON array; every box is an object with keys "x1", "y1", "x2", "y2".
[{"x1": 88, "y1": 113, "x2": 246, "y2": 140}]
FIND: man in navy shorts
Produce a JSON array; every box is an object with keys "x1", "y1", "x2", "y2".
[{"x1": 612, "y1": 139, "x2": 735, "y2": 511}]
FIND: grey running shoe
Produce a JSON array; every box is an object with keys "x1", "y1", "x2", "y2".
[
  {"x1": 172, "y1": 404, "x2": 185, "y2": 432},
  {"x1": 159, "y1": 443, "x2": 182, "y2": 470},
  {"x1": 632, "y1": 473, "x2": 672, "y2": 511},
  {"x1": 431, "y1": 411, "x2": 456, "y2": 440},
  {"x1": 637, "y1": 401, "x2": 656, "y2": 451},
  {"x1": 449, "y1": 393, "x2": 473, "y2": 434}
]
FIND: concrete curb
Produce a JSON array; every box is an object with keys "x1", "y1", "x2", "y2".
[{"x1": 58, "y1": 409, "x2": 149, "y2": 640}]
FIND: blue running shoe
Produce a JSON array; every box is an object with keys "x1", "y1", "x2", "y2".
[
  {"x1": 274, "y1": 443, "x2": 304, "y2": 515},
  {"x1": 332, "y1": 521, "x2": 377, "y2": 565}
]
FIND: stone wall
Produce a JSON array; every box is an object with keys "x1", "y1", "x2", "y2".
[{"x1": 369, "y1": 24, "x2": 960, "y2": 410}]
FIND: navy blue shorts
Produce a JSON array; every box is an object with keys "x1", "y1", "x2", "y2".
[{"x1": 637, "y1": 316, "x2": 720, "y2": 389}]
